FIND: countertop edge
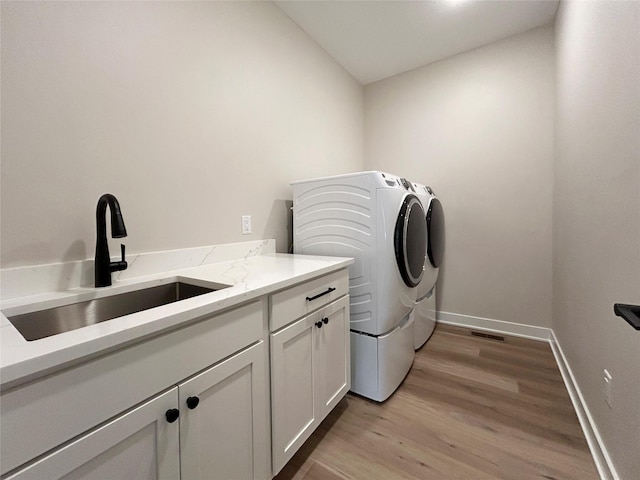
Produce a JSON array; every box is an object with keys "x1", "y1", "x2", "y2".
[{"x1": 1, "y1": 254, "x2": 353, "y2": 389}]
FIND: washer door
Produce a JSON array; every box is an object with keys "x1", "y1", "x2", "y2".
[
  {"x1": 394, "y1": 194, "x2": 427, "y2": 287},
  {"x1": 427, "y1": 197, "x2": 445, "y2": 268}
]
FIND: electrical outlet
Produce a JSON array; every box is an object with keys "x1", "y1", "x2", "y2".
[
  {"x1": 241, "y1": 215, "x2": 251, "y2": 235},
  {"x1": 603, "y1": 369, "x2": 612, "y2": 408}
]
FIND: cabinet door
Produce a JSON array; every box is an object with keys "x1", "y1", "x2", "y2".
[
  {"x1": 270, "y1": 315, "x2": 316, "y2": 475},
  {"x1": 6, "y1": 389, "x2": 180, "y2": 480},
  {"x1": 315, "y1": 295, "x2": 350, "y2": 417},
  {"x1": 179, "y1": 341, "x2": 268, "y2": 480}
]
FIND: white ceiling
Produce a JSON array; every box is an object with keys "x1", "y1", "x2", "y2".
[{"x1": 274, "y1": 0, "x2": 559, "y2": 85}]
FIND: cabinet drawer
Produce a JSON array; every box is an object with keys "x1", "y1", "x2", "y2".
[
  {"x1": 270, "y1": 269, "x2": 349, "y2": 331},
  {"x1": 0, "y1": 300, "x2": 265, "y2": 476}
]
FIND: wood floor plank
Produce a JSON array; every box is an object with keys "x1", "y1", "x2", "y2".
[
  {"x1": 401, "y1": 375, "x2": 587, "y2": 448},
  {"x1": 274, "y1": 325, "x2": 599, "y2": 480}
]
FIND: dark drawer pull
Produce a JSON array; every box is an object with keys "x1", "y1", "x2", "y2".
[{"x1": 306, "y1": 287, "x2": 336, "y2": 302}]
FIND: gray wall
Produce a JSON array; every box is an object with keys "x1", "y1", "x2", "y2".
[
  {"x1": 364, "y1": 26, "x2": 555, "y2": 329},
  {"x1": 1, "y1": 1, "x2": 363, "y2": 267},
  {"x1": 554, "y1": 2, "x2": 640, "y2": 478}
]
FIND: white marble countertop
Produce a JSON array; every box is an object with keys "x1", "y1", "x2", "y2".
[{"x1": 0, "y1": 253, "x2": 353, "y2": 388}]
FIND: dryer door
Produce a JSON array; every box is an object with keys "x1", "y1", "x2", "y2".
[
  {"x1": 394, "y1": 194, "x2": 427, "y2": 288},
  {"x1": 427, "y1": 197, "x2": 445, "y2": 268}
]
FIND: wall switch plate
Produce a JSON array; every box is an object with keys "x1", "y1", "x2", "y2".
[
  {"x1": 603, "y1": 369, "x2": 612, "y2": 408},
  {"x1": 241, "y1": 215, "x2": 251, "y2": 235}
]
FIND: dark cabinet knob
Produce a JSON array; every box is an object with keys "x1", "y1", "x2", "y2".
[
  {"x1": 186, "y1": 396, "x2": 200, "y2": 410},
  {"x1": 165, "y1": 408, "x2": 180, "y2": 423},
  {"x1": 315, "y1": 321, "x2": 323, "y2": 328},
  {"x1": 323, "y1": 317, "x2": 329, "y2": 324}
]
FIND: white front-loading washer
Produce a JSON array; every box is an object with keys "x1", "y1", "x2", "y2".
[
  {"x1": 411, "y1": 182, "x2": 445, "y2": 350},
  {"x1": 292, "y1": 171, "x2": 427, "y2": 401}
]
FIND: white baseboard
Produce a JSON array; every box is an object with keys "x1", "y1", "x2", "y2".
[
  {"x1": 436, "y1": 311, "x2": 618, "y2": 480},
  {"x1": 548, "y1": 331, "x2": 619, "y2": 480},
  {"x1": 437, "y1": 310, "x2": 552, "y2": 341}
]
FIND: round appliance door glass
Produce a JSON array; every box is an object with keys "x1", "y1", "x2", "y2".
[
  {"x1": 394, "y1": 194, "x2": 427, "y2": 287},
  {"x1": 427, "y1": 197, "x2": 445, "y2": 268}
]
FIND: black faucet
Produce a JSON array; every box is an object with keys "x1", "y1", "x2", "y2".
[{"x1": 95, "y1": 193, "x2": 128, "y2": 287}]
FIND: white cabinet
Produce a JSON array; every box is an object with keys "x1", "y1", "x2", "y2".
[
  {"x1": 316, "y1": 297, "x2": 351, "y2": 414},
  {"x1": 270, "y1": 295, "x2": 350, "y2": 475},
  {"x1": 2, "y1": 301, "x2": 269, "y2": 480},
  {"x1": 5, "y1": 388, "x2": 181, "y2": 480},
  {"x1": 6, "y1": 342, "x2": 268, "y2": 480},
  {"x1": 179, "y1": 341, "x2": 268, "y2": 480},
  {"x1": 1, "y1": 301, "x2": 265, "y2": 476}
]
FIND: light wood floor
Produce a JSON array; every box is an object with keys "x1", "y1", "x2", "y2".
[{"x1": 274, "y1": 324, "x2": 599, "y2": 480}]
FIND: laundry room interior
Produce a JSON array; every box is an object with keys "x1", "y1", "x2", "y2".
[{"x1": 1, "y1": 1, "x2": 638, "y2": 480}]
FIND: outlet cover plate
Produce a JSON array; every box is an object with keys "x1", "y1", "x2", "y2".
[{"x1": 242, "y1": 215, "x2": 251, "y2": 235}]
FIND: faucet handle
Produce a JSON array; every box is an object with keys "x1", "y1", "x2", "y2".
[{"x1": 108, "y1": 244, "x2": 128, "y2": 273}]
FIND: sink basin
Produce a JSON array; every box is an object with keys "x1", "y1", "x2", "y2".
[{"x1": 7, "y1": 281, "x2": 227, "y2": 341}]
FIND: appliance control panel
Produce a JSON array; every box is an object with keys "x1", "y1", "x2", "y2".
[
  {"x1": 378, "y1": 172, "x2": 415, "y2": 191},
  {"x1": 399, "y1": 177, "x2": 415, "y2": 191}
]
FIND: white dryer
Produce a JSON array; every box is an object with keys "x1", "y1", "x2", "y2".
[
  {"x1": 411, "y1": 182, "x2": 445, "y2": 350},
  {"x1": 292, "y1": 171, "x2": 427, "y2": 401}
]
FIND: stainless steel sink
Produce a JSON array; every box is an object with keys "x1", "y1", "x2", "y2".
[{"x1": 7, "y1": 281, "x2": 226, "y2": 341}]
